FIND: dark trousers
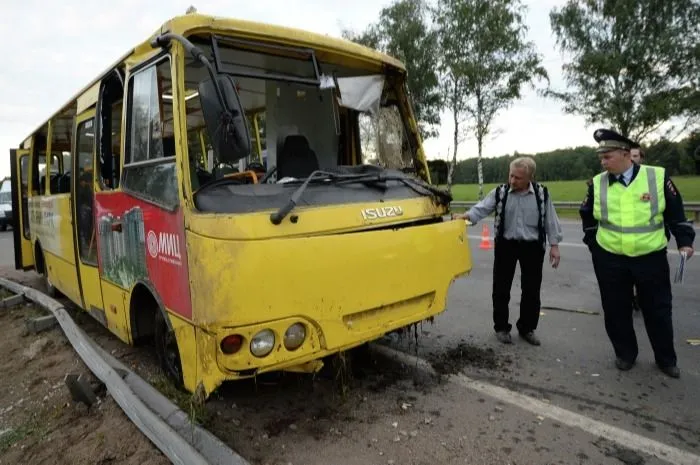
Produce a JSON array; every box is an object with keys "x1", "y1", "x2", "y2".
[
  {"x1": 492, "y1": 239, "x2": 545, "y2": 334},
  {"x1": 591, "y1": 245, "x2": 676, "y2": 368}
]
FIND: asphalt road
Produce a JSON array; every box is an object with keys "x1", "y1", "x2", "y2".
[
  {"x1": 1, "y1": 222, "x2": 698, "y2": 464},
  {"x1": 0, "y1": 229, "x2": 14, "y2": 266},
  {"x1": 382, "y1": 219, "x2": 700, "y2": 461}
]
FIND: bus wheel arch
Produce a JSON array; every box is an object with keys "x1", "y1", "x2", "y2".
[
  {"x1": 33, "y1": 241, "x2": 57, "y2": 297},
  {"x1": 129, "y1": 281, "x2": 184, "y2": 389}
]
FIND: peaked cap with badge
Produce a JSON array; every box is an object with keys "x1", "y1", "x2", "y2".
[{"x1": 593, "y1": 128, "x2": 635, "y2": 153}]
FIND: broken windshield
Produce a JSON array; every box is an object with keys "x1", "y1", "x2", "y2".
[{"x1": 182, "y1": 35, "x2": 424, "y2": 213}]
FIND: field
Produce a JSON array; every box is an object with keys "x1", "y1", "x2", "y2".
[
  {"x1": 447, "y1": 175, "x2": 700, "y2": 220},
  {"x1": 448, "y1": 176, "x2": 700, "y2": 202}
]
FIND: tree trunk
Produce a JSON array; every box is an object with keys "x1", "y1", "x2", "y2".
[
  {"x1": 476, "y1": 90, "x2": 485, "y2": 200},
  {"x1": 477, "y1": 136, "x2": 484, "y2": 200},
  {"x1": 446, "y1": 79, "x2": 460, "y2": 192}
]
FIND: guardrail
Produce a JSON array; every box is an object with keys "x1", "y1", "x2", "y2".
[{"x1": 450, "y1": 201, "x2": 700, "y2": 223}]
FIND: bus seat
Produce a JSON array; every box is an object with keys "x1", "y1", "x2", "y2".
[
  {"x1": 49, "y1": 174, "x2": 61, "y2": 193},
  {"x1": 277, "y1": 135, "x2": 319, "y2": 179},
  {"x1": 59, "y1": 172, "x2": 72, "y2": 193},
  {"x1": 162, "y1": 136, "x2": 176, "y2": 157}
]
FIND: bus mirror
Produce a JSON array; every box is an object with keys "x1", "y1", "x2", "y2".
[{"x1": 198, "y1": 75, "x2": 251, "y2": 163}]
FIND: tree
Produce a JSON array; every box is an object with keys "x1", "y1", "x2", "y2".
[
  {"x1": 549, "y1": 0, "x2": 700, "y2": 142},
  {"x1": 434, "y1": 0, "x2": 548, "y2": 199},
  {"x1": 341, "y1": 0, "x2": 442, "y2": 140}
]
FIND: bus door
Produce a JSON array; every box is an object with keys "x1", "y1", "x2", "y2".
[
  {"x1": 72, "y1": 111, "x2": 105, "y2": 315},
  {"x1": 9, "y1": 148, "x2": 34, "y2": 270}
]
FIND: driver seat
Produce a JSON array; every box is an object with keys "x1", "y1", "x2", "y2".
[{"x1": 277, "y1": 135, "x2": 319, "y2": 179}]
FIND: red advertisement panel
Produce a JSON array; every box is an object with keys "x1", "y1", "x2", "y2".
[{"x1": 94, "y1": 192, "x2": 192, "y2": 320}]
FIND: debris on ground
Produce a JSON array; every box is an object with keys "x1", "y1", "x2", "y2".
[{"x1": 428, "y1": 342, "x2": 512, "y2": 374}]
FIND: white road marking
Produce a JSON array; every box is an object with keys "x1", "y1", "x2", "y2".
[
  {"x1": 370, "y1": 344, "x2": 700, "y2": 465},
  {"x1": 466, "y1": 235, "x2": 680, "y2": 255},
  {"x1": 453, "y1": 374, "x2": 700, "y2": 465}
]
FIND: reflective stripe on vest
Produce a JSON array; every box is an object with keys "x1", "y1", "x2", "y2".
[{"x1": 593, "y1": 166, "x2": 667, "y2": 256}]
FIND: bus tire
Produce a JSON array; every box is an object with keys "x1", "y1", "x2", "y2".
[
  {"x1": 154, "y1": 309, "x2": 185, "y2": 390},
  {"x1": 35, "y1": 245, "x2": 57, "y2": 297}
]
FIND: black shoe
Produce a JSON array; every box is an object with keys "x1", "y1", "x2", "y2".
[
  {"x1": 495, "y1": 332, "x2": 512, "y2": 344},
  {"x1": 659, "y1": 365, "x2": 680, "y2": 378},
  {"x1": 615, "y1": 358, "x2": 634, "y2": 371},
  {"x1": 519, "y1": 331, "x2": 541, "y2": 346}
]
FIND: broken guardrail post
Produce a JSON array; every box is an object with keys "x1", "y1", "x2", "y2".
[
  {"x1": 1, "y1": 293, "x2": 25, "y2": 308},
  {"x1": 25, "y1": 314, "x2": 58, "y2": 334}
]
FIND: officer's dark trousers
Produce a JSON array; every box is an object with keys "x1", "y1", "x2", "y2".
[
  {"x1": 591, "y1": 245, "x2": 676, "y2": 368},
  {"x1": 492, "y1": 239, "x2": 545, "y2": 334}
]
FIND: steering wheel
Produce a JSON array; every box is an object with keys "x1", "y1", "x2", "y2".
[
  {"x1": 223, "y1": 170, "x2": 259, "y2": 184},
  {"x1": 259, "y1": 166, "x2": 277, "y2": 184}
]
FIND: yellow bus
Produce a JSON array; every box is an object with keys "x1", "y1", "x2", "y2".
[{"x1": 10, "y1": 11, "x2": 472, "y2": 398}]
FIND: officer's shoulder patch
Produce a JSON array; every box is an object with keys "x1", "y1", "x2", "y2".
[{"x1": 666, "y1": 178, "x2": 678, "y2": 196}]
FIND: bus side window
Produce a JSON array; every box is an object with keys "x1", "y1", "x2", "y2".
[
  {"x1": 75, "y1": 118, "x2": 98, "y2": 265},
  {"x1": 97, "y1": 70, "x2": 124, "y2": 190},
  {"x1": 121, "y1": 57, "x2": 178, "y2": 209},
  {"x1": 49, "y1": 113, "x2": 73, "y2": 194},
  {"x1": 30, "y1": 128, "x2": 48, "y2": 196}
]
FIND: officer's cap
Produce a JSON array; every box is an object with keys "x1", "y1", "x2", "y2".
[{"x1": 593, "y1": 128, "x2": 634, "y2": 153}]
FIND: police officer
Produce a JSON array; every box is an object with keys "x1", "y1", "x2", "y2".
[
  {"x1": 580, "y1": 129, "x2": 695, "y2": 378},
  {"x1": 629, "y1": 141, "x2": 644, "y2": 312},
  {"x1": 630, "y1": 142, "x2": 645, "y2": 165}
]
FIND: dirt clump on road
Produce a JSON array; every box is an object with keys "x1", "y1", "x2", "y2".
[{"x1": 428, "y1": 342, "x2": 513, "y2": 375}]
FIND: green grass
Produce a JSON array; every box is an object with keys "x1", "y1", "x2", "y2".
[
  {"x1": 447, "y1": 176, "x2": 700, "y2": 221},
  {"x1": 448, "y1": 176, "x2": 700, "y2": 202}
]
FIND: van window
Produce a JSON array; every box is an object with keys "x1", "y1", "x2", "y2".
[{"x1": 0, "y1": 179, "x2": 11, "y2": 205}]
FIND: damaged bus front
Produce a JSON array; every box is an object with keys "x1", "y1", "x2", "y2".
[{"x1": 145, "y1": 17, "x2": 472, "y2": 395}]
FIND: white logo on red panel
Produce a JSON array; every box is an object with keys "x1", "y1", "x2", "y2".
[
  {"x1": 146, "y1": 230, "x2": 182, "y2": 266},
  {"x1": 147, "y1": 231, "x2": 159, "y2": 258}
]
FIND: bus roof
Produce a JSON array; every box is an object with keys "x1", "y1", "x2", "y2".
[{"x1": 19, "y1": 12, "x2": 406, "y2": 148}]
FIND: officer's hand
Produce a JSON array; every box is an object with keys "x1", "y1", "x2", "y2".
[
  {"x1": 680, "y1": 247, "x2": 694, "y2": 260},
  {"x1": 549, "y1": 245, "x2": 561, "y2": 269},
  {"x1": 451, "y1": 212, "x2": 467, "y2": 221}
]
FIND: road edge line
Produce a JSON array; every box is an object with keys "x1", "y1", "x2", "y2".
[{"x1": 369, "y1": 343, "x2": 700, "y2": 465}]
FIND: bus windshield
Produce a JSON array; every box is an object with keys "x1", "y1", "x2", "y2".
[{"x1": 183, "y1": 35, "x2": 426, "y2": 214}]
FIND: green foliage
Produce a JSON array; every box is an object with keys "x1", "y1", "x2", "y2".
[
  {"x1": 433, "y1": 0, "x2": 548, "y2": 197},
  {"x1": 443, "y1": 132, "x2": 700, "y2": 186},
  {"x1": 341, "y1": 0, "x2": 442, "y2": 139},
  {"x1": 548, "y1": 0, "x2": 700, "y2": 140}
]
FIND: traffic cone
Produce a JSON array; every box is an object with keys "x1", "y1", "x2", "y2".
[{"x1": 479, "y1": 223, "x2": 493, "y2": 250}]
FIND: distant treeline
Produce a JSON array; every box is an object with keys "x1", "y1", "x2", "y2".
[{"x1": 428, "y1": 132, "x2": 700, "y2": 185}]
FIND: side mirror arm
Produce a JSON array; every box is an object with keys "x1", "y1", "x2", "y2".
[{"x1": 151, "y1": 33, "x2": 231, "y2": 118}]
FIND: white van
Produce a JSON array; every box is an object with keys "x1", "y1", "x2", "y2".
[{"x1": 0, "y1": 177, "x2": 13, "y2": 231}]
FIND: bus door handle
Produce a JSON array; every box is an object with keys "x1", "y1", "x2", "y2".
[{"x1": 111, "y1": 222, "x2": 123, "y2": 233}]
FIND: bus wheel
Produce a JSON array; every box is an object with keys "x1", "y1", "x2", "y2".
[
  {"x1": 154, "y1": 310, "x2": 184, "y2": 389},
  {"x1": 36, "y1": 248, "x2": 57, "y2": 297}
]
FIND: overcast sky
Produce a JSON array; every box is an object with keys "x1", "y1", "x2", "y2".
[{"x1": 0, "y1": 0, "x2": 599, "y2": 178}]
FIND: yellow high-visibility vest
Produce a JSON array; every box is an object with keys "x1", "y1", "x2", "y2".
[{"x1": 593, "y1": 165, "x2": 667, "y2": 256}]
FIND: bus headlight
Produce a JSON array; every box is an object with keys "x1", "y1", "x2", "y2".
[
  {"x1": 250, "y1": 329, "x2": 275, "y2": 357},
  {"x1": 284, "y1": 323, "x2": 306, "y2": 351}
]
